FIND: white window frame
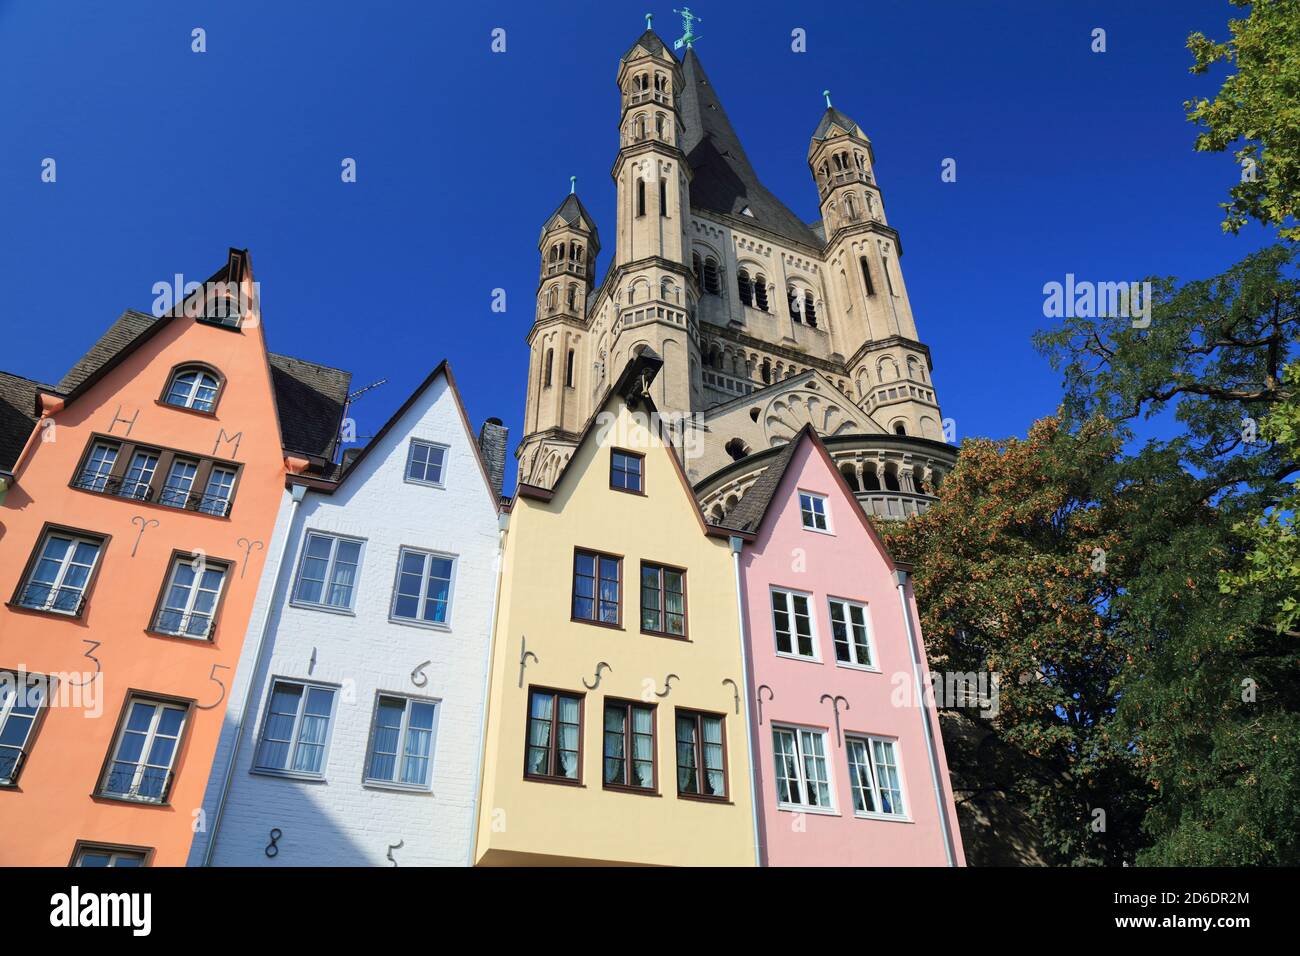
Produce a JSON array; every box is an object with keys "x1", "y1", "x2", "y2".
[
  {"x1": 389, "y1": 547, "x2": 457, "y2": 629},
  {"x1": 199, "y1": 466, "x2": 237, "y2": 516},
  {"x1": 363, "y1": 693, "x2": 440, "y2": 792},
  {"x1": 77, "y1": 441, "x2": 119, "y2": 492},
  {"x1": 164, "y1": 368, "x2": 220, "y2": 412},
  {"x1": 153, "y1": 555, "x2": 228, "y2": 639},
  {"x1": 291, "y1": 531, "x2": 365, "y2": 613},
  {"x1": 770, "y1": 587, "x2": 820, "y2": 661},
  {"x1": 253, "y1": 678, "x2": 340, "y2": 780},
  {"x1": 828, "y1": 597, "x2": 877, "y2": 670},
  {"x1": 404, "y1": 439, "x2": 449, "y2": 488},
  {"x1": 99, "y1": 696, "x2": 189, "y2": 804},
  {"x1": 158, "y1": 458, "x2": 199, "y2": 509},
  {"x1": 0, "y1": 671, "x2": 49, "y2": 786},
  {"x1": 798, "y1": 490, "x2": 832, "y2": 533},
  {"x1": 18, "y1": 530, "x2": 104, "y2": 616},
  {"x1": 772, "y1": 724, "x2": 836, "y2": 814},
  {"x1": 846, "y1": 734, "x2": 909, "y2": 820},
  {"x1": 73, "y1": 845, "x2": 148, "y2": 867}
]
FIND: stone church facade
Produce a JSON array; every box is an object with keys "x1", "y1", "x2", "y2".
[{"x1": 517, "y1": 27, "x2": 956, "y2": 523}]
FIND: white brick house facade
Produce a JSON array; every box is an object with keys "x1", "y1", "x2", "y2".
[{"x1": 188, "y1": 366, "x2": 501, "y2": 867}]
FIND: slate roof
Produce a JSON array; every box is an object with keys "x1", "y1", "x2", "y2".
[
  {"x1": 540, "y1": 192, "x2": 600, "y2": 247},
  {"x1": 0, "y1": 371, "x2": 50, "y2": 472},
  {"x1": 621, "y1": 29, "x2": 670, "y2": 62},
  {"x1": 811, "y1": 106, "x2": 866, "y2": 143},
  {"x1": 713, "y1": 431, "x2": 803, "y2": 534},
  {"x1": 679, "y1": 48, "x2": 822, "y2": 249},
  {"x1": 53, "y1": 309, "x2": 351, "y2": 462}
]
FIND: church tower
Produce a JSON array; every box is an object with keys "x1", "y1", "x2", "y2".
[
  {"x1": 606, "y1": 26, "x2": 697, "y2": 417},
  {"x1": 807, "y1": 97, "x2": 939, "y2": 439},
  {"x1": 517, "y1": 15, "x2": 954, "y2": 519},
  {"x1": 518, "y1": 188, "x2": 599, "y2": 488}
]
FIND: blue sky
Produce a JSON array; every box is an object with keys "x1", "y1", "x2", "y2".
[{"x1": 0, "y1": 1, "x2": 1273, "y2": 486}]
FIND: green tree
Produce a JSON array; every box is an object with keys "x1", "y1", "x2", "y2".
[
  {"x1": 1036, "y1": 249, "x2": 1300, "y2": 865},
  {"x1": 885, "y1": 417, "x2": 1151, "y2": 865},
  {"x1": 1186, "y1": 0, "x2": 1300, "y2": 239}
]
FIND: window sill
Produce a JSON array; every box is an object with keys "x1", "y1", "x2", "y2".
[
  {"x1": 523, "y1": 774, "x2": 584, "y2": 789},
  {"x1": 641, "y1": 628, "x2": 690, "y2": 642},
  {"x1": 571, "y1": 617, "x2": 625, "y2": 632},
  {"x1": 602, "y1": 783, "x2": 660, "y2": 797},
  {"x1": 4, "y1": 601, "x2": 84, "y2": 621},
  {"x1": 251, "y1": 768, "x2": 329, "y2": 783},
  {"x1": 835, "y1": 661, "x2": 880, "y2": 674},
  {"x1": 853, "y1": 811, "x2": 913, "y2": 824},
  {"x1": 777, "y1": 803, "x2": 840, "y2": 817},
  {"x1": 363, "y1": 780, "x2": 434, "y2": 795},
  {"x1": 289, "y1": 600, "x2": 357, "y2": 617},
  {"x1": 68, "y1": 483, "x2": 233, "y2": 520},
  {"x1": 403, "y1": 477, "x2": 447, "y2": 490},
  {"x1": 91, "y1": 793, "x2": 171, "y2": 809},
  {"x1": 388, "y1": 615, "x2": 452, "y2": 632},
  {"x1": 609, "y1": 486, "x2": 647, "y2": 497},
  {"x1": 154, "y1": 399, "x2": 217, "y2": 419},
  {"x1": 775, "y1": 651, "x2": 823, "y2": 665},
  {"x1": 676, "y1": 792, "x2": 731, "y2": 805},
  {"x1": 145, "y1": 628, "x2": 216, "y2": 645},
  {"x1": 195, "y1": 317, "x2": 244, "y2": 333},
  {"x1": 800, "y1": 525, "x2": 835, "y2": 536}
]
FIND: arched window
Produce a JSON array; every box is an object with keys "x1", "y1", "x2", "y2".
[
  {"x1": 860, "y1": 256, "x2": 876, "y2": 297},
  {"x1": 863, "y1": 465, "x2": 882, "y2": 492},
  {"x1": 840, "y1": 464, "x2": 861, "y2": 492},
  {"x1": 893, "y1": 422, "x2": 907, "y2": 436},
  {"x1": 844, "y1": 195, "x2": 857, "y2": 221},
  {"x1": 788, "y1": 286, "x2": 802, "y2": 321},
  {"x1": 654, "y1": 73, "x2": 668, "y2": 97},
  {"x1": 655, "y1": 113, "x2": 666, "y2": 139},
  {"x1": 854, "y1": 152, "x2": 865, "y2": 171},
  {"x1": 659, "y1": 178, "x2": 668, "y2": 216},
  {"x1": 883, "y1": 462, "x2": 901, "y2": 492},
  {"x1": 567, "y1": 286, "x2": 577, "y2": 312},
  {"x1": 724, "y1": 438, "x2": 749, "y2": 461},
  {"x1": 633, "y1": 115, "x2": 646, "y2": 141},
  {"x1": 832, "y1": 153, "x2": 845, "y2": 171},
  {"x1": 760, "y1": 358, "x2": 771, "y2": 384},
  {"x1": 164, "y1": 365, "x2": 220, "y2": 412},
  {"x1": 754, "y1": 274, "x2": 769, "y2": 312},
  {"x1": 692, "y1": 253, "x2": 703, "y2": 286},
  {"x1": 805, "y1": 293, "x2": 818, "y2": 328},
  {"x1": 737, "y1": 269, "x2": 753, "y2": 307},
  {"x1": 702, "y1": 257, "x2": 720, "y2": 295},
  {"x1": 913, "y1": 465, "x2": 928, "y2": 495},
  {"x1": 546, "y1": 286, "x2": 558, "y2": 312},
  {"x1": 636, "y1": 178, "x2": 646, "y2": 217},
  {"x1": 544, "y1": 349, "x2": 554, "y2": 387},
  {"x1": 634, "y1": 73, "x2": 649, "y2": 93},
  {"x1": 907, "y1": 356, "x2": 923, "y2": 381},
  {"x1": 565, "y1": 349, "x2": 575, "y2": 387},
  {"x1": 570, "y1": 243, "x2": 582, "y2": 262}
]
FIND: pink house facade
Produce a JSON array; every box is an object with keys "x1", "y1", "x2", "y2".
[{"x1": 727, "y1": 426, "x2": 965, "y2": 866}]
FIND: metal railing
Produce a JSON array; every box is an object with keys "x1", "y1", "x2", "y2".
[
  {"x1": 15, "y1": 583, "x2": 86, "y2": 616},
  {"x1": 152, "y1": 609, "x2": 214, "y2": 639}
]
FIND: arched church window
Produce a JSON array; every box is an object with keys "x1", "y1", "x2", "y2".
[
  {"x1": 565, "y1": 349, "x2": 575, "y2": 387},
  {"x1": 753, "y1": 274, "x2": 769, "y2": 312},
  {"x1": 737, "y1": 269, "x2": 753, "y2": 307},
  {"x1": 883, "y1": 462, "x2": 901, "y2": 491},
  {"x1": 544, "y1": 349, "x2": 554, "y2": 387},
  {"x1": 844, "y1": 195, "x2": 857, "y2": 220},
  {"x1": 655, "y1": 113, "x2": 666, "y2": 139},
  {"x1": 702, "y1": 257, "x2": 720, "y2": 295},
  {"x1": 567, "y1": 286, "x2": 577, "y2": 312},
  {"x1": 546, "y1": 286, "x2": 558, "y2": 312},
  {"x1": 840, "y1": 464, "x2": 860, "y2": 493},
  {"x1": 724, "y1": 438, "x2": 750, "y2": 462},
  {"x1": 805, "y1": 293, "x2": 818, "y2": 328},
  {"x1": 788, "y1": 286, "x2": 802, "y2": 322},
  {"x1": 860, "y1": 256, "x2": 876, "y2": 297},
  {"x1": 636, "y1": 178, "x2": 646, "y2": 217},
  {"x1": 633, "y1": 115, "x2": 646, "y2": 141},
  {"x1": 692, "y1": 253, "x2": 703, "y2": 286},
  {"x1": 863, "y1": 464, "x2": 882, "y2": 492},
  {"x1": 854, "y1": 152, "x2": 865, "y2": 171},
  {"x1": 893, "y1": 422, "x2": 907, "y2": 436},
  {"x1": 760, "y1": 358, "x2": 771, "y2": 384},
  {"x1": 659, "y1": 177, "x2": 668, "y2": 216},
  {"x1": 832, "y1": 153, "x2": 845, "y2": 171}
]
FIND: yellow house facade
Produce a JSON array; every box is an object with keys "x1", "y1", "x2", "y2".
[{"x1": 474, "y1": 353, "x2": 758, "y2": 866}]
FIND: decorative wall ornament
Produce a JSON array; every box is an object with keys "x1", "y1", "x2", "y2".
[
  {"x1": 819, "y1": 694, "x2": 851, "y2": 747},
  {"x1": 129, "y1": 516, "x2": 159, "y2": 557},
  {"x1": 582, "y1": 662, "x2": 612, "y2": 690},
  {"x1": 67, "y1": 640, "x2": 103, "y2": 687},
  {"x1": 764, "y1": 391, "x2": 860, "y2": 447},
  {"x1": 196, "y1": 664, "x2": 231, "y2": 711},
  {"x1": 654, "y1": 674, "x2": 680, "y2": 698},
  {"x1": 236, "y1": 538, "x2": 264, "y2": 578},
  {"x1": 213, "y1": 428, "x2": 243, "y2": 458},
  {"x1": 410, "y1": 660, "x2": 432, "y2": 688},
  {"x1": 265, "y1": 828, "x2": 282, "y2": 858},
  {"x1": 721, "y1": 678, "x2": 740, "y2": 715},
  {"x1": 757, "y1": 685, "x2": 774, "y2": 725},
  {"x1": 386, "y1": 839, "x2": 404, "y2": 867},
  {"x1": 107, "y1": 405, "x2": 139, "y2": 436},
  {"x1": 518, "y1": 636, "x2": 538, "y2": 688}
]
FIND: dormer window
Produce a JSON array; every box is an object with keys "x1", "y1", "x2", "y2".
[{"x1": 163, "y1": 366, "x2": 221, "y2": 413}]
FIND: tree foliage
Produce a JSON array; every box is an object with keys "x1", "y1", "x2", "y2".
[{"x1": 1186, "y1": 0, "x2": 1300, "y2": 239}]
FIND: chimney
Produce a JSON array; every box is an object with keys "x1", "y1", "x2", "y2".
[{"x1": 477, "y1": 417, "x2": 508, "y2": 499}]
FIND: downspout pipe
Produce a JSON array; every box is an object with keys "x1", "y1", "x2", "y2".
[
  {"x1": 729, "y1": 535, "x2": 764, "y2": 868},
  {"x1": 466, "y1": 512, "x2": 509, "y2": 867},
  {"x1": 203, "y1": 483, "x2": 307, "y2": 866},
  {"x1": 893, "y1": 568, "x2": 957, "y2": 867}
]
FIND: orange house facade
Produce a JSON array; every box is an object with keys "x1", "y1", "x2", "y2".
[{"x1": 0, "y1": 250, "x2": 350, "y2": 866}]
